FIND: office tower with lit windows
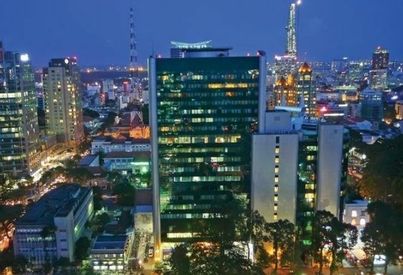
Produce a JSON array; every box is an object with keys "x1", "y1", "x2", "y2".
[
  {"x1": 149, "y1": 48, "x2": 266, "y2": 256},
  {"x1": 251, "y1": 112, "x2": 349, "y2": 239},
  {"x1": 297, "y1": 63, "x2": 316, "y2": 118},
  {"x1": 273, "y1": 75, "x2": 297, "y2": 107},
  {"x1": 297, "y1": 122, "x2": 349, "y2": 243},
  {"x1": 0, "y1": 43, "x2": 40, "y2": 177},
  {"x1": 369, "y1": 47, "x2": 389, "y2": 90},
  {"x1": 43, "y1": 58, "x2": 83, "y2": 146},
  {"x1": 359, "y1": 88, "x2": 383, "y2": 124},
  {"x1": 372, "y1": 47, "x2": 389, "y2": 70},
  {"x1": 252, "y1": 111, "x2": 299, "y2": 224}
]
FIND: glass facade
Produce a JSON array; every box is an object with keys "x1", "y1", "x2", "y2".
[
  {"x1": 0, "y1": 50, "x2": 39, "y2": 177},
  {"x1": 297, "y1": 123, "x2": 349, "y2": 244},
  {"x1": 152, "y1": 56, "x2": 263, "y2": 243}
]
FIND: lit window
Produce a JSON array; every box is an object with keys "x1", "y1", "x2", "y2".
[
  {"x1": 360, "y1": 218, "x2": 366, "y2": 226},
  {"x1": 351, "y1": 218, "x2": 356, "y2": 226},
  {"x1": 274, "y1": 205, "x2": 278, "y2": 211},
  {"x1": 274, "y1": 167, "x2": 279, "y2": 173},
  {"x1": 274, "y1": 185, "x2": 279, "y2": 192},
  {"x1": 275, "y1": 146, "x2": 280, "y2": 154},
  {"x1": 274, "y1": 177, "x2": 279, "y2": 183},
  {"x1": 274, "y1": 195, "x2": 278, "y2": 202},
  {"x1": 351, "y1": 210, "x2": 357, "y2": 218},
  {"x1": 275, "y1": 156, "x2": 280, "y2": 164}
]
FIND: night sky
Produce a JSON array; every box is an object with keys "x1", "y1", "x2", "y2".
[{"x1": 1, "y1": 0, "x2": 403, "y2": 66}]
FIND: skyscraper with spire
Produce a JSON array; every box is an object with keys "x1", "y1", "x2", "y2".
[
  {"x1": 129, "y1": 6, "x2": 138, "y2": 69},
  {"x1": 286, "y1": 2, "x2": 297, "y2": 57}
]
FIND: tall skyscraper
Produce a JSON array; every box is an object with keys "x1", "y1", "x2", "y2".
[
  {"x1": 252, "y1": 112, "x2": 349, "y2": 242},
  {"x1": 286, "y1": 2, "x2": 297, "y2": 57},
  {"x1": 372, "y1": 47, "x2": 389, "y2": 70},
  {"x1": 0, "y1": 43, "x2": 40, "y2": 178},
  {"x1": 129, "y1": 7, "x2": 138, "y2": 68},
  {"x1": 297, "y1": 122, "x2": 349, "y2": 243},
  {"x1": 43, "y1": 58, "x2": 83, "y2": 146},
  {"x1": 252, "y1": 111, "x2": 299, "y2": 224},
  {"x1": 149, "y1": 48, "x2": 266, "y2": 257},
  {"x1": 370, "y1": 47, "x2": 389, "y2": 90},
  {"x1": 297, "y1": 62, "x2": 316, "y2": 118}
]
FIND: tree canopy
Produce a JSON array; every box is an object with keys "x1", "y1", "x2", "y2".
[{"x1": 359, "y1": 135, "x2": 403, "y2": 207}]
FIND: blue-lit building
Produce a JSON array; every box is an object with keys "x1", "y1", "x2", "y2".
[
  {"x1": 0, "y1": 42, "x2": 40, "y2": 177},
  {"x1": 359, "y1": 88, "x2": 383, "y2": 123},
  {"x1": 13, "y1": 184, "x2": 93, "y2": 267}
]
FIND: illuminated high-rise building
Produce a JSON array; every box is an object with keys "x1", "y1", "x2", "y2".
[
  {"x1": 149, "y1": 48, "x2": 266, "y2": 256},
  {"x1": 273, "y1": 1, "x2": 300, "y2": 84},
  {"x1": 43, "y1": 58, "x2": 83, "y2": 146},
  {"x1": 370, "y1": 47, "x2": 389, "y2": 90},
  {"x1": 297, "y1": 63, "x2": 316, "y2": 117},
  {"x1": 273, "y1": 74, "x2": 297, "y2": 107},
  {"x1": 372, "y1": 47, "x2": 389, "y2": 70},
  {"x1": 286, "y1": 2, "x2": 297, "y2": 57},
  {"x1": 0, "y1": 43, "x2": 40, "y2": 177}
]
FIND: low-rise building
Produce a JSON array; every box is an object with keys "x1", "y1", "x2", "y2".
[
  {"x1": 89, "y1": 235, "x2": 132, "y2": 273},
  {"x1": 91, "y1": 136, "x2": 150, "y2": 154},
  {"x1": 103, "y1": 151, "x2": 150, "y2": 175},
  {"x1": 79, "y1": 154, "x2": 100, "y2": 168},
  {"x1": 343, "y1": 200, "x2": 369, "y2": 233},
  {"x1": 13, "y1": 184, "x2": 93, "y2": 267}
]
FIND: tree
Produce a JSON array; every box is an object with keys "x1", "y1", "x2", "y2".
[
  {"x1": 169, "y1": 199, "x2": 266, "y2": 275},
  {"x1": 265, "y1": 219, "x2": 295, "y2": 273},
  {"x1": 113, "y1": 182, "x2": 135, "y2": 206},
  {"x1": 310, "y1": 211, "x2": 334, "y2": 275},
  {"x1": 75, "y1": 237, "x2": 91, "y2": 261},
  {"x1": 310, "y1": 211, "x2": 358, "y2": 275},
  {"x1": 12, "y1": 255, "x2": 30, "y2": 274},
  {"x1": 90, "y1": 212, "x2": 110, "y2": 235},
  {"x1": 170, "y1": 244, "x2": 191, "y2": 275},
  {"x1": 327, "y1": 218, "x2": 357, "y2": 274},
  {"x1": 92, "y1": 186, "x2": 103, "y2": 211},
  {"x1": 361, "y1": 201, "x2": 403, "y2": 274},
  {"x1": 0, "y1": 204, "x2": 23, "y2": 239},
  {"x1": 359, "y1": 135, "x2": 403, "y2": 207}
]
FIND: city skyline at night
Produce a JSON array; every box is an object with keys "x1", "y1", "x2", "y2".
[{"x1": 1, "y1": 0, "x2": 403, "y2": 66}]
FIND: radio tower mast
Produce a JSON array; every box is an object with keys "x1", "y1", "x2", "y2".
[
  {"x1": 129, "y1": 6, "x2": 138, "y2": 71},
  {"x1": 286, "y1": 1, "x2": 300, "y2": 57}
]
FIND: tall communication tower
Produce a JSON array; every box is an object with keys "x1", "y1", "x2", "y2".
[
  {"x1": 286, "y1": 1, "x2": 300, "y2": 57},
  {"x1": 129, "y1": 6, "x2": 138, "y2": 69}
]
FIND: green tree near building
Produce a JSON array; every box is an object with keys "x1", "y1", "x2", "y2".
[
  {"x1": 169, "y1": 199, "x2": 268, "y2": 275},
  {"x1": 75, "y1": 237, "x2": 91, "y2": 262},
  {"x1": 310, "y1": 211, "x2": 357, "y2": 275},
  {"x1": 265, "y1": 219, "x2": 296, "y2": 273},
  {"x1": 113, "y1": 182, "x2": 135, "y2": 206},
  {"x1": 361, "y1": 201, "x2": 403, "y2": 274},
  {"x1": 359, "y1": 135, "x2": 403, "y2": 207}
]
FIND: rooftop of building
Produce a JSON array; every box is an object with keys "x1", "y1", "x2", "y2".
[
  {"x1": 93, "y1": 136, "x2": 149, "y2": 144},
  {"x1": 104, "y1": 151, "x2": 150, "y2": 160},
  {"x1": 79, "y1": 155, "x2": 99, "y2": 167},
  {"x1": 298, "y1": 62, "x2": 312, "y2": 74},
  {"x1": 17, "y1": 184, "x2": 91, "y2": 226},
  {"x1": 91, "y1": 235, "x2": 128, "y2": 251}
]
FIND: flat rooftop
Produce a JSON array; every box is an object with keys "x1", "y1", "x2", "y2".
[
  {"x1": 92, "y1": 235, "x2": 128, "y2": 251},
  {"x1": 17, "y1": 184, "x2": 91, "y2": 226}
]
